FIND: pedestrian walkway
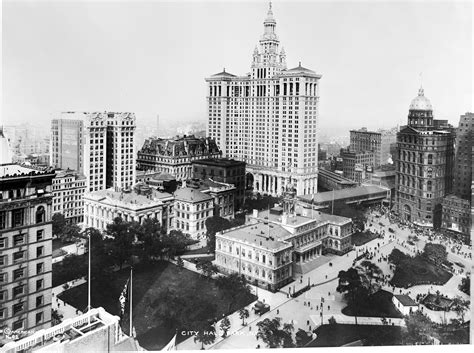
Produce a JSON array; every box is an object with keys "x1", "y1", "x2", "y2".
[{"x1": 52, "y1": 277, "x2": 87, "y2": 320}]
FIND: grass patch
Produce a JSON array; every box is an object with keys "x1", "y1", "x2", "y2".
[
  {"x1": 351, "y1": 231, "x2": 379, "y2": 246},
  {"x1": 307, "y1": 324, "x2": 402, "y2": 347},
  {"x1": 59, "y1": 261, "x2": 255, "y2": 350},
  {"x1": 341, "y1": 290, "x2": 403, "y2": 318},
  {"x1": 390, "y1": 254, "x2": 452, "y2": 288}
]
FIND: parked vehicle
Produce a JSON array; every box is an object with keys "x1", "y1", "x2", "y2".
[{"x1": 253, "y1": 301, "x2": 270, "y2": 316}]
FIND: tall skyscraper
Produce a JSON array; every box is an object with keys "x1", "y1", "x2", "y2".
[
  {"x1": 206, "y1": 3, "x2": 320, "y2": 196},
  {"x1": 395, "y1": 87, "x2": 455, "y2": 228},
  {"x1": 0, "y1": 164, "x2": 56, "y2": 336},
  {"x1": 453, "y1": 112, "x2": 473, "y2": 200},
  {"x1": 50, "y1": 112, "x2": 136, "y2": 192}
]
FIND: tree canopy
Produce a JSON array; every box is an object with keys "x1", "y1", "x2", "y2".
[
  {"x1": 256, "y1": 317, "x2": 295, "y2": 348},
  {"x1": 422, "y1": 243, "x2": 447, "y2": 266}
]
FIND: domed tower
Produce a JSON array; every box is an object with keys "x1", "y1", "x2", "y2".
[{"x1": 407, "y1": 87, "x2": 434, "y2": 130}]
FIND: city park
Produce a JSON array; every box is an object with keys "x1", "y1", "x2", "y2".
[{"x1": 50, "y1": 195, "x2": 471, "y2": 349}]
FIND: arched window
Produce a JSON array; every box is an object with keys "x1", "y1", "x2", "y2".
[
  {"x1": 36, "y1": 206, "x2": 45, "y2": 224},
  {"x1": 427, "y1": 181, "x2": 432, "y2": 192},
  {"x1": 427, "y1": 154, "x2": 433, "y2": 165},
  {"x1": 427, "y1": 168, "x2": 433, "y2": 178}
]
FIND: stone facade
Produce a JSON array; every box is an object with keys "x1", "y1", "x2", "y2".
[
  {"x1": 453, "y1": 113, "x2": 473, "y2": 200},
  {"x1": 52, "y1": 169, "x2": 86, "y2": 224},
  {"x1": 136, "y1": 135, "x2": 221, "y2": 180},
  {"x1": 192, "y1": 158, "x2": 246, "y2": 210},
  {"x1": 0, "y1": 164, "x2": 55, "y2": 336},
  {"x1": 441, "y1": 194, "x2": 471, "y2": 241},
  {"x1": 395, "y1": 88, "x2": 455, "y2": 228},
  {"x1": 206, "y1": 4, "x2": 320, "y2": 196}
]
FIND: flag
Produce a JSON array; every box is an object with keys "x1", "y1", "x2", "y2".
[
  {"x1": 162, "y1": 333, "x2": 177, "y2": 351},
  {"x1": 119, "y1": 277, "x2": 130, "y2": 317}
]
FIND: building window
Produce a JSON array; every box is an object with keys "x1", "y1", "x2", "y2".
[
  {"x1": 0, "y1": 237, "x2": 6, "y2": 248},
  {"x1": 13, "y1": 268, "x2": 24, "y2": 280},
  {"x1": 36, "y1": 279, "x2": 44, "y2": 290},
  {"x1": 37, "y1": 246, "x2": 44, "y2": 257},
  {"x1": 36, "y1": 295, "x2": 43, "y2": 307},
  {"x1": 13, "y1": 234, "x2": 25, "y2": 246},
  {"x1": 13, "y1": 285, "x2": 24, "y2": 297},
  {"x1": 37, "y1": 230, "x2": 44, "y2": 241},
  {"x1": 0, "y1": 255, "x2": 5, "y2": 266},
  {"x1": 12, "y1": 320, "x2": 24, "y2": 331},
  {"x1": 0, "y1": 211, "x2": 6, "y2": 229},
  {"x1": 36, "y1": 312, "x2": 43, "y2": 324},
  {"x1": 13, "y1": 302, "x2": 24, "y2": 315},
  {"x1": 427, "y1": 154, "x2": 433, "y2": 165},
  {"x1": 37, "y1": 262, "x2": 44, "y2": 274},
  {"x1": 12, "y1": 209, "x2": 24, "y2": 228},
  {"x1": 13, "y1": 251, "x2": 25, "y2": 263},
  {"x1": 0, "y1": 308, "x2": 5, "y2": 319},
  {"x1": 0, "y1": 290, "x2": 6, "y2": 301}
]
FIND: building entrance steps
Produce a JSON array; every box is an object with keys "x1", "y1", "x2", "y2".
[{"x1": 294, "y1": 254, "x2": 336, "y2": 274}]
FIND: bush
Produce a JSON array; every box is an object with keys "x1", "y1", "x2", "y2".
[{"x1": 328, "y1": 316, "x2": 337, "y2": 325}]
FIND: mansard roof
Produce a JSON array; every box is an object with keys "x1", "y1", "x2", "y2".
[{"x1": 138, "y1": 135, "x2": 221, "y2": 157}]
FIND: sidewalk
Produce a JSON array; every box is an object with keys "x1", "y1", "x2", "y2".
[{"x1": 52, "y1": 277, "x2": 87, "y2": 320}]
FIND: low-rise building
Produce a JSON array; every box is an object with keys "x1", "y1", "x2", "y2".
[
  {"x1": 0, "y1": 164, "x2": 55, "y2": 336},
  {"x1": 1, "y1": 307, "x2": 142, "y2": 352},
  {"x1": 136, "y1": 170, "x2": 177, "y2": 192},
  {"x1": 191, "y1": 158, "x2": 246, "y2": 210},
  {"x1": 318, "y1": 168, "x2": 358, "y2": 191},
  {"x1": 136, "y1": 135, "x2": 222, "y2": 180},
  {"x1": 392, "y1": 294, "x2": 419, "y2": 316},
  {"x1": 173, "y1": 187, "x2": 214, "y2": 239},
  {"x1": 52, "y1": 169, "x2": 86, "y2": 224},
  {"x1": 83, "y1": 184, "x2": 174, "y2": 232},
  {"x1": 186, "y1": 179, "x2": 236, "y2": 219},
  {"x1": 340, "y1": 148, "x2": 375, "y2": 183},
  {"x1": 441, "y1": 194, "x2": 471, "y2": 242},
  {"x1": 214, "y1": 186, "x2": 353, "y2": 291}
]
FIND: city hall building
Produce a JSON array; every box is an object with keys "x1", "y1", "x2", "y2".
[
  {"x1": 214, "y1": 186, "x2": 353, "y2": 291},
  {"x1": 206, "y1": 4, "x2": 321, "y2": 196}
]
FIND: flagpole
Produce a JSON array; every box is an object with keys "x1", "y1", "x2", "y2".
[
  {"x1": 129, "y1": 266, "x2": 133, "y2": 337},
  {"x1": 311, "y1": 195, "x2": 314, "y2": 219},
  {"x1": 88, "y1": 232, "x2": 91, "y2": 325}
]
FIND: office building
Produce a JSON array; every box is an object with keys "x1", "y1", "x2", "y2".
[
  {"x1": 192, "y1": 158, "x2": 246, "y2": 210},
  {"x1": 350, "y1": 127, "x2": 397, "y2": 167},
  {"x1": 0, "y1": 164, "x2": 55, "y2": 337},
  {"x1": 50, "y1": 112, "x2": 136, "y2": 193},
  {"x1": 52, "y1": 169, "x2": 87, "y2": 225},
  {"x1": 453, "y1": 113, "x2": 473, "y2": 200},
  {"x1": 136, "y1": 135, "x2": 221, "y2": 180},
  {"x1": 395, "y1": 88, "x2": 455, "y2": 227},
  {"x1": 206, "y1": 4, "x2": 321, "y2": 196},
  {"x1": 340, "y1": 148, "x2": 375, "y2": 183},
  {"x1": 441, "y1": 195, "x2": 471, "y2": 242}
]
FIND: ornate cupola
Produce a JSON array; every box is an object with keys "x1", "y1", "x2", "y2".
[{"x1": 407, "y1": 87, "x2": 434, "y2": 130}]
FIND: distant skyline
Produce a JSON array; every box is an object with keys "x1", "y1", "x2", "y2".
[{"x1": 2, "y1": 0, "x2": 472, "y2": 133}]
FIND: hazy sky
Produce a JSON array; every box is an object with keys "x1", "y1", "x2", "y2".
[{"x1": 1, "y1": 0, "x2": 472, "y2": 133}]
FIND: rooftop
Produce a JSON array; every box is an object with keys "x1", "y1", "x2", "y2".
[
  {"x1": 0, "y1": 163, "x2": 53, "y2": 179},
  {"x1": 85, "y1": 187, "x2": 173, "y2": 208},
  {"x1": 257, "y1": 208, "x2": 351, "y2": 228},
  {"x1": 54, "y1": 168, "x2": 86, "y2": 180},
  {"x1": 219, "y1": 221, "x2": 292, "y2": 251},
  {"x1": 174, "y1": 187, "x2": 213, "y2": 203},
  {"x1": 394, "y1": 294, "x2": 418, "y2": 306},
  {"x1": 299, "y1": 185, "x2": 390, "y2": 204}
]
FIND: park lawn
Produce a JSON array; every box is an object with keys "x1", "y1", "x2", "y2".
[
  {"x1": 308, "y1": 324, "x2": 402, "y2": 347},
  {"x1": 59, "y1": 261, "x2": 255, "y2": 351},
  {"x1": 390, "y1": 255, "x2": 452, "y2": 288},
  {"x1": 351, "y1": 231, "x2": 379, "y2": 246},
  {"x1": 341, "y1": 290, "x2": 403, "y2": 319}
]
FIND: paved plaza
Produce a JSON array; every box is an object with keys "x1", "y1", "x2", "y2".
[{"x1": 177, "y1": 207, "x2": 471, "y2": 350}]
